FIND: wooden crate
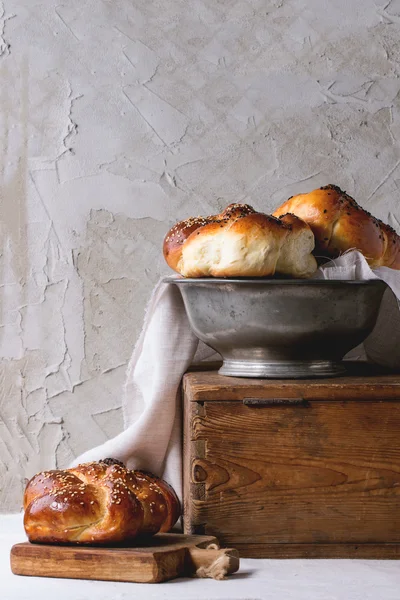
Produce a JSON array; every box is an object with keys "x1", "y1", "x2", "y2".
[{"x1": 182, "y1": 366, "x2": 400, "y2": 558}]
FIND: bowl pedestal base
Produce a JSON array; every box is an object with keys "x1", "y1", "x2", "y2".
[{"x1": 219, "y1": 359, "x2": 346, "y2": 379}]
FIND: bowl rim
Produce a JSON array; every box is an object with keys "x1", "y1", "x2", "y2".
[{"x1": 164, "y1": 276, "x2": 386, "y2": 286}]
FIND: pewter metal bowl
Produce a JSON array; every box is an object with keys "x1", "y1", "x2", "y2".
[{"x1": 169, "y1": 277, "x2": 387, "y2": 379}]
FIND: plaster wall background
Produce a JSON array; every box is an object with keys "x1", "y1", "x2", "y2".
[{"x1": 1, "y1": 0, "x2": 400, "y2": 511}]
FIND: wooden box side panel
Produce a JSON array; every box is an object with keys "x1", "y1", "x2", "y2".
[
  {"x1": 229, "y1": 542, "x2": 400, "y2": 559},
  {"x1": 184, "y1": 399, "x2": 400, "y2": 549},
  {"x1": 183, "y1": 399, "x2": 206, "y2": 535}
]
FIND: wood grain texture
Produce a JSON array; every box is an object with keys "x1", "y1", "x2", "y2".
[
  {"x1": 231, "y1": 543, "x2": 400, "y2": 559},
  {"x1": 183, "y1": 370, "x2": 400, "y2": 558},
  {"x1": 10, "y1": 534, "x2": 223, "y2": 583},
  {"x1": 183, "y1": 364, "x2": 400, "y2": 403}
]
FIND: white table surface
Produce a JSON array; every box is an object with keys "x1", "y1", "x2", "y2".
[{"x1": 1, "y1": 514, "x2": 399, "y2": 600}]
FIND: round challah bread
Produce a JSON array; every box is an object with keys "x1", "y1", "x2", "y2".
[
  {"x1": 23, "y1": 459, "x2": 180, "y2": 544},
  {"x1": 163, "y1": 203, "x2": 317, "y2": 278},
  {"x1": 273, "y1": 184, "x2": 400, "y2": 269}
]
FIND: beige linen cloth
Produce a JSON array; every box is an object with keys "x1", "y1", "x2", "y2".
[{"x1": 72, "y1": 251, "x2": 400, "y2": 500}]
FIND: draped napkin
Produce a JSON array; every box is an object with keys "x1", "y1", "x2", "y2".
[{"x1": 72, "y1": 251, "x2": 400, "y2": 500}]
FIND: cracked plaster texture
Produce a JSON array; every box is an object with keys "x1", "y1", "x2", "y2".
[{"x1": 1, "y1": 0, "x2": 400, "y2": 511}]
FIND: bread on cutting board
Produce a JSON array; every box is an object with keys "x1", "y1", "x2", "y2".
[{"x1": 23, "y1": 458, "x2": 180, "y2": 544}]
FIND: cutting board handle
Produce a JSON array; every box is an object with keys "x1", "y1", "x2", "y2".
[{"x1": 188, "y1": 544, "x2": 240, "y2": 580}]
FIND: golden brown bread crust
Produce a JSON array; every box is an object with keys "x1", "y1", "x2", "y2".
[
  {"x1": 23, "y1": 459, "x2": 180, "y2": 544},
  {"x1": 135, "y1": 470, "x2": 181, "y2": 533},
  {"x1": 273, "y1": 184, "x2": 400, "y2": 269},
  {"x1": 163, "y1": 203, "x2": 317, "y2": 278},
  {"x1": 163, "y1": 203, "x2": 256, "y2": 273}
]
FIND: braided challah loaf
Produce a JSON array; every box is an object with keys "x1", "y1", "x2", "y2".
[
  {"x1": 23, "y1": 459, "x2": 180, "y2": 544},
  {"x1": 273, "y1": 184, "x2": 400, "y2": 269},
  {"x1": 163, "y1": 203, "x2": 317, "y2": 278}
]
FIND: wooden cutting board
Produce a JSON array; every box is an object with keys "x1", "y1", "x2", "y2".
[{"x1": 10, "y1": 533, "x2": 239, "y2": 583}]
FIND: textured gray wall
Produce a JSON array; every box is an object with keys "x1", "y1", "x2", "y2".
[{"x1": 1, "y1": 0, "x2": 400, "y2": 511}]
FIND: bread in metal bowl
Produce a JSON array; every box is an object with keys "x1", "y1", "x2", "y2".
[
  {"x1": 163, "y1": 203, "x2": 317, "y2": 279},
  {"x1": 273, "y1": 184, "x2": 400, "y2": 269}
]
